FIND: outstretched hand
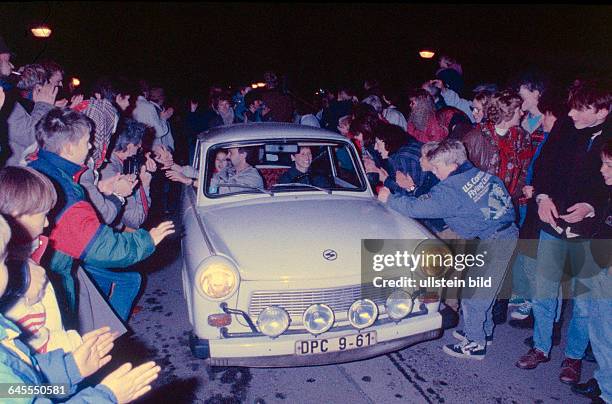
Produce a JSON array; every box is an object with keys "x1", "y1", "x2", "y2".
[
  {"x1": 100, "y1": 361, "x2": 161, "y2": 404},
  {"x1": 149, "y1": 221, "x2": 175, "y2": 246},
  {"x1": 72, "y1": 327, "x2": 117, "y2": 378},
  {"x1": 165, "y1": 170, "x2": 191, "y2": 185}
]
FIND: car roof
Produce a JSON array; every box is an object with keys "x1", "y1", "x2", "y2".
[{"x1": 197, "y1": 122, "x2": 348, "y2": 144}]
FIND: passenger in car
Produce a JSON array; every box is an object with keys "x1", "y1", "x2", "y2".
[
  {"x1": 165, "y1": 149, "x2": 228, "y2": 190},
  {"x1": 278, "y1": 146, "x2": 330, "y2": 188},
  {"x1": 210, "y1": 146, "x2": 264, "y2": 194}
]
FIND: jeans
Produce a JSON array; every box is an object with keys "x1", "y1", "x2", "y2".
[
  {"x1": 462, "y1": 227, "x2": 518, "y2": 346},
  {"x1": 84, "y1": 265, "x2": 142, "y2": 321},
  {"x1": 511, "y1": 252, "x2": 536, "y2": 299},
  {"x1": 531, "y1": 231, "x2": 598, "y2": 357},
  {"x1": 588, "y1": 268, "x2": 612, "y2": 402},
  {"x1": 511, "y1": 253, "x2": 562, "y2": 322}
]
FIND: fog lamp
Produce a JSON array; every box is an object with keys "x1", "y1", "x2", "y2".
[
  {"x1": 303, "y1": 304, "x2": 334, "y2": 335},
  {"x1": 385, "y1": 290, "x2": 414, "y2": 321},
  {"x1": 257, "y1": 306, "x2": 290, "y2": 337},
  {"x1": 348, "y1": 299, "x2": 378, "y2": 329}
]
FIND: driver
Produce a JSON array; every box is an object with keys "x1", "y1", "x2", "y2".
[
  {"x1": 278, "y1": 146, "x2": 330, "y2": 188},
  {"x1": 210, "y1": 146, "x2": 264, "y2": 194}
]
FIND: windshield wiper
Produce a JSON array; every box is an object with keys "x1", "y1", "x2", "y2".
[
  {"x1": 271, "y1": 182, "x2": 332, "y2": 195},
  {"x1": 217, "y1": 183, "x2": 273, "y2": 196}
]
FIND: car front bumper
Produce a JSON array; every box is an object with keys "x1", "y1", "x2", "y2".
[{"x1": 192, "y1": 310, "x2": 442, "y2": 367}]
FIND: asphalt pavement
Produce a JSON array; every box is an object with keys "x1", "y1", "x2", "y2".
[{"x1": 106, "y1": 237, "x2": 596, "y2": 404}]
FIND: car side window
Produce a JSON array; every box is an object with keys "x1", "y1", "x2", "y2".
[{"x1": 332, "y1": 145, "x2": 360, "y2": 188}]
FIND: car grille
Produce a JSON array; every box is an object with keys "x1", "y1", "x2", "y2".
[{"x1": 248, "y1": 283, "x2": 390, "y2": 322}]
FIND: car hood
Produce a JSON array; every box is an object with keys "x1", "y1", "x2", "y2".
[{"x1": 199, "y1": 195, "x2": 433, "y2": 281}]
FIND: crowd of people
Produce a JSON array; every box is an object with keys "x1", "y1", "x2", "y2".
[{"x1": 0, "y1": 32, "x2": 610, "y2": 403}]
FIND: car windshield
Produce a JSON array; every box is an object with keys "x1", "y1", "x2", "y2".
[{"x1": 203, "y1": 139, "x2": 367, "y2": 197}]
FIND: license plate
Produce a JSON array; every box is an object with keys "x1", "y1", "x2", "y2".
[{"x1": 295, "y1": 331, "x2": 377, "y2": 355}]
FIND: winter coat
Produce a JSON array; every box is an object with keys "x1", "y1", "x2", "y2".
[
  {"x1": 531, "y1": 115, "x2": 610, "y2": 239},
  {"x1": 28, "y1": 150, "x2": 155, "y2": 324},
  {"x1": 6, "y1": 98, "x2": 54, "y2": 166}
]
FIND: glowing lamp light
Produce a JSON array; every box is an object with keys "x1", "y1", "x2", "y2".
[
  {"x1": 419, "y1": 50, "x2": 436, "y2": 59},
  {"x1": 256, "y1": 82, "x2": 266, "y2": 88},
  {"x1": 71, "y1": 77, "x2": 80, "y2": 87},
  {"x1": 251, "y1": 83, "x2": 258, "y2": 89},
  {"x1": 31, "y1": 26, "x2": 52, "y2": 38}
]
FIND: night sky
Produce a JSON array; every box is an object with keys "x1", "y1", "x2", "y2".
[{"x1": 1, "y1": 3, "x2": 610, "y2": 100}]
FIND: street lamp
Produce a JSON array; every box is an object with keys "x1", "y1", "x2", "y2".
[
  {"x1": 419, "y1": 49, "x2": 436, "y2": 59},
  {"x1": 31, "y1": 25, "x2": 52, "y2": 38}
]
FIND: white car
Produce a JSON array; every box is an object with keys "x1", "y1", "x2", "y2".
[{"x1": 181, "y1": 123, "x2": 449, "y2": 367}]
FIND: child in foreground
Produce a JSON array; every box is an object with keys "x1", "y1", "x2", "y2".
[{"x1": 0, "y1": 214, "x2": 161, "y2": 403}]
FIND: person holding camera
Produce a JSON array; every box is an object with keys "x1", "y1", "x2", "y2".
[{"x1": 100, "y1": 119, "x2": 155, "y2": 232}]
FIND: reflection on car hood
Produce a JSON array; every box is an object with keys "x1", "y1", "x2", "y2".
[{"x1": 199, "y1": 195, "x2": 433, "y2": 281}]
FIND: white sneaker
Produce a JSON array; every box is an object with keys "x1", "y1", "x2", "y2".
[
  {"x1": 443, "y1": 340, "x2": 486, "y2": 360},
  {"x1": 510, "y1": 302, "x2": 532, "y2": 320}
]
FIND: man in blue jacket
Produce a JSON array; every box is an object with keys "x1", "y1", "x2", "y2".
[{"x1": 379, "y1": 139, "x2": 518, "y2": 360}]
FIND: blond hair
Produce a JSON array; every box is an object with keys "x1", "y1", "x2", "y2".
[{"x1": 0, "y1": 166, "x2": 57, "y2": 217}]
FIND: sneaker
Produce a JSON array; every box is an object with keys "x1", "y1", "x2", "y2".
[
  {"x1": 510, "y1": 302, "x2": 532, "y2": 320},
  {"x1": 443, "y1": 340, "x2": 486, "y2": 360},
  {"x1": 452, "y1": 329, "x2": 493, "y2": 346},
  {"x1": 516, "y1": 348, "x2": 550, "y2": 369},
  {"x1": 508, "y1": 295, "x2": 527, "y2": 307},
  {"x1": 559, "y1": 358, "x2": 582, "y2": 384}
]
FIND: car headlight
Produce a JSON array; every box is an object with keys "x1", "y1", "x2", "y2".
[
  {"x1": 196, "y1": 256, "x2": 240, "y2": 300},
  {"x1": 348, "y1": 299, "x2": 378, "y2": 329},
  {"x1": 303, "y1": 304, "x2": 334, "y2": 335},
  {"x1": 257, "y1": 306, "x2": 290, "y2": 337},
  {"x1": 385, "y1": 290, "x2": 414, "y2": 321},
  {"x1": 416, "y1": 240, "x2": 453, "y2": 278}
]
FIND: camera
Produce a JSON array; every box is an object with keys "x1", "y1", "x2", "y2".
[{"x1": 123, "y1": 149, "x2": 146, "y2": 175}]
